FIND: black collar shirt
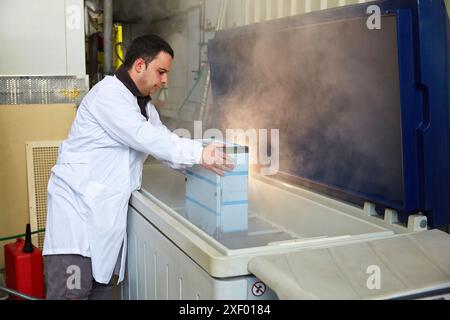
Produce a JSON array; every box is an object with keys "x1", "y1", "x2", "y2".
[{"x1": 115, "y1": 65, "x2": 151, "y2": 120}]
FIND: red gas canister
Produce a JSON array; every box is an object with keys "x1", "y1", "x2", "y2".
[{"x1": 4, "y1": 224, "x2": 45, "y2": 299}]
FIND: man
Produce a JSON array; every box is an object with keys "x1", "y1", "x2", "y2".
[{"x1": 43, "y1": 34, "x2": 233, "y2": 300}]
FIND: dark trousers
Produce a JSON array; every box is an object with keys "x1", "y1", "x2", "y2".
[{"x1": 44, "y1": 254, "x2": 117, "y2": 300}]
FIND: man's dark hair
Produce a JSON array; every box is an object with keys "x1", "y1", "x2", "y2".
[{"x1": 123, "y1": 34, "x2": 174, "y2": 69}]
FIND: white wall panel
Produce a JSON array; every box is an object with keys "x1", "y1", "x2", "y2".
[
  {"x1": 0, "y1": 0, "x2": 85, "y2": 75},
  {"x1": 231, "y1": 0, "x2": 370, "y2": 26}
]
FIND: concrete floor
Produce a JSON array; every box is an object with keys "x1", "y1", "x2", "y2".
[
  {"x1": 0, "y1": 269, "x2": 9, "y2": 300},
  {"x1": 0, "y1": 267, "x2": 122, "y2": 300}
]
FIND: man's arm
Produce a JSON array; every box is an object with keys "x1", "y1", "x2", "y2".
[
  {"x1": 89, "y1": 85, "x2": 234, "y2": 174},
  {"x1": 89, "y1": 85, "x2": 202, "y2": 165}
]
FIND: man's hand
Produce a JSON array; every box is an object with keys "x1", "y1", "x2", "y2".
[{"x1": 200, "y1": 143, "x2": 235, "y2": 176}]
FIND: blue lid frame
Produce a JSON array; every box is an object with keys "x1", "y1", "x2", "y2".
[
  {"x1": 392, "y1": 0, "x2": 450, "y2": 227},
  {"x1": 208, "y1": 0, "x2": 450, "y2": 227}
]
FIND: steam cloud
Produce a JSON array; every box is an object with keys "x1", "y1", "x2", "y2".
[{"x1": 208, "y1": 14, "x2": 404, "y2": 203}]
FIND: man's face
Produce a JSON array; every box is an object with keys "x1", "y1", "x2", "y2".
[{"x1": 133, "y1": 51, "x2": 172, "y2": 96}]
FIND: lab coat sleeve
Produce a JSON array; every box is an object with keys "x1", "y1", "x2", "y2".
[
  {"x1": 88, "y1": 85, "x2": 203, "y2": 165},
  {"x1": 146, "y1": 106, "x2": 194, "y2": 171}
]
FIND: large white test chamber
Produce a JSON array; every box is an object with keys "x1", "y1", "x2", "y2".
[{"x1": 122, "y1": 0, "x2": 450, "y2": 300}]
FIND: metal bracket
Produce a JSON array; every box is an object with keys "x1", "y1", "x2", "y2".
[{"x1": 407, "y1": 214, "x2": 428, "y2": 232}]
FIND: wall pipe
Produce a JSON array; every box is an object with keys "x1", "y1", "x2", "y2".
[{"x1": 103, "y1": 0, "x2": 113, "y2": 75}]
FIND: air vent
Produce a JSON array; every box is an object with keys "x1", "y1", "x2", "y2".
[{"x1": 26, "y1": 141, "x2": 60, "y2": 249}]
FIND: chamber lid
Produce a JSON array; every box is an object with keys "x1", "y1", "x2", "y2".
[
  {"x1": 248, "y1": 229, "x2": 450, "y2": 299},
  {"x1": 207, "y1": 0, "x2": 450, "y2": 228}
]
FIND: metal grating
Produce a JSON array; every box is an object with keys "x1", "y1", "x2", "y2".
[
  {"x1": 0, "y1": 76, "x2": 89, "y2": 106},
  {"x1": 26, "y1": 142, "x2": 60, "y2": 249}
]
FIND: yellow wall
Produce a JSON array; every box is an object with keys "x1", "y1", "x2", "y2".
[
  {"x1": 446, "y1": 0, "x2": 450, "y2": 17},
  {"x1": 0, "y1": 104, "x2": 76, "y2": 269}
]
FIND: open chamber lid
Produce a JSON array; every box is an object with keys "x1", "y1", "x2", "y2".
[{"x1": 207, "y1": 0, "x2": 450, "y2": 228}]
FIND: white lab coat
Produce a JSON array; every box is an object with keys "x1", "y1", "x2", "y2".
[{"x1": 43, "y1": 75, "x2": 203, "y2": 284}]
